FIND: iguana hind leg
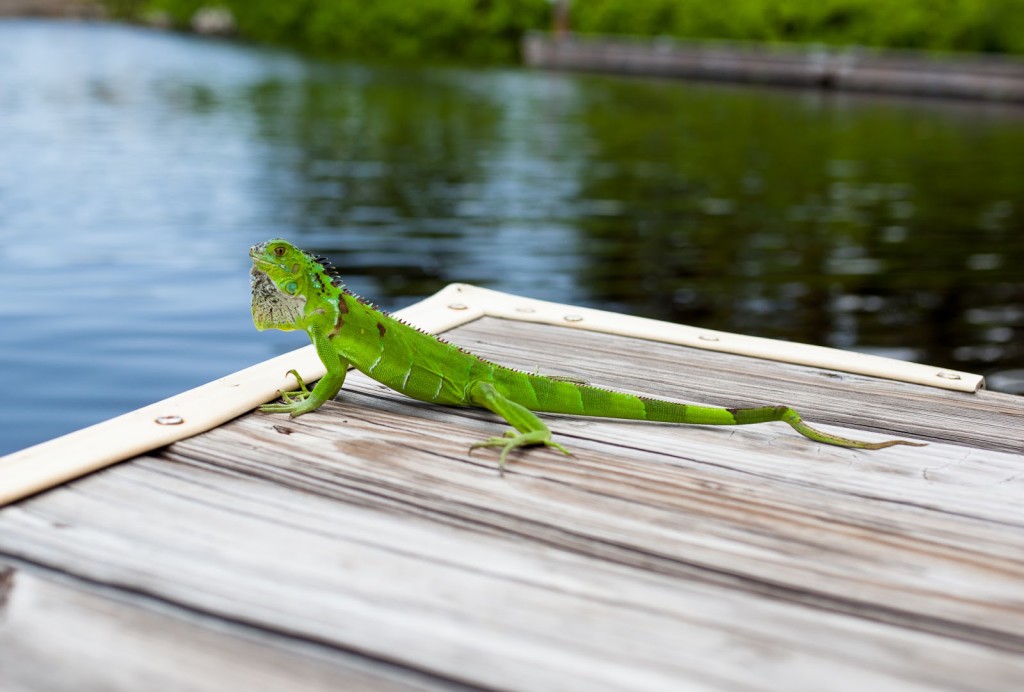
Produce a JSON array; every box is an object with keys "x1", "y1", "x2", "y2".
[{"x1": 468, "y1": 381, "x2": 571, "y2": 474}]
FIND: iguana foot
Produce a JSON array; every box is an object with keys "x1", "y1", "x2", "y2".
[
  {"x1": 259, "y1": 369, "x2": 321, "y2": 417},
  {"x1": 279, "y1": 369, "x2": 312, "y2": 402},
  {"x1": 470, "y1": 429, "x2": 572, "y2": 475}
]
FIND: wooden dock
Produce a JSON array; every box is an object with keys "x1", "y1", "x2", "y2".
[
  {"x1": 1, "y1": 286, "x2": 1023, "y2": 690},
  {"x1": 523, "y1": 32, "x2": 1024, "y2": 103}
]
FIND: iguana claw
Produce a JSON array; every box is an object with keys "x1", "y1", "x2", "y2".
[{"x1": 259, "y1": 369, "x2": 322, "y2": 417}]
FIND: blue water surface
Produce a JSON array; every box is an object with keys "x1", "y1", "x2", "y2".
[
  {"x1": 0, "y1": 21, "x2": 305, "y2": 453},
  {"x1": 1, "y1": 20, "x2": 1021, "y2": 455}
]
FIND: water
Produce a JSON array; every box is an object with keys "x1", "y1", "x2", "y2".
[{"x1": 1, "y1": 20, "x2": 1022, "y2": 455}]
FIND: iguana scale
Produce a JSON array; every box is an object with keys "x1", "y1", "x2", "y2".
[{"x1": 251, "y1": 239, "x2": 924, "y2": 472}]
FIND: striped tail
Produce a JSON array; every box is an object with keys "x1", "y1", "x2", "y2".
[{"x1": 521, "y1": 375, "x2": 925, "y2": 451}]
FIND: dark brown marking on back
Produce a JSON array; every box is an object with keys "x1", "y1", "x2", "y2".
[
  {"x1": 330, "y1": 298, "x2": 350, "y2": 337},
  {"x1": 377, "y1": 322, "x2": 387, "y2": 338}
]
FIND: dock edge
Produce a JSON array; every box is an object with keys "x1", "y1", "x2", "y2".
[{"x1": 0, "y1": 283, "x2": 981, "y2": 506}]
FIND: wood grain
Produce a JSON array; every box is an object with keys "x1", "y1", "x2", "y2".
[
  {"x1": 0, "y1": 562, "x2": 449, "y2": 692},
  {"x1": 1, "y1": 318, "x2": 1022, "y2": 690}
]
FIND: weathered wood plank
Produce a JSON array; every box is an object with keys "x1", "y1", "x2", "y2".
[
  {"x1": 1, "y1": 455, "x2": 1022, "y2": 691},
  {"x1": 1, "y1": 318, "x2": 1021, "y2": 690},
  {"x1": 180, "y1": 390, "x2": 1024, "y2": 637},
  {"x1": 0, "y1": 562, "x2": 449, "y2": 692}
]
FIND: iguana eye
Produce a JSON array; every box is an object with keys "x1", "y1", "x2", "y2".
[
  {"x1": 273, "y1": 245, "x2": 286, "y2": 257},
  {"x1": 284, "y1": 281, "x2": 298, "y2": 294}
]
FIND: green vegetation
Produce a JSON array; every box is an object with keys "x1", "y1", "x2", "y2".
[
  {"x1": 105, "y1": 0, "x2": 551, "y2": 61},
  {"x1": 572, "y1": 0, "x2": 1024, "y2": 55},
  {"x1": 101, "y1": 0, "x2": 1024, "y2": 60}
]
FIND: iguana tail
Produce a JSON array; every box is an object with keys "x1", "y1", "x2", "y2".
[{"x1": 516, "y1": 373, "x2": 924, "y2": 450}]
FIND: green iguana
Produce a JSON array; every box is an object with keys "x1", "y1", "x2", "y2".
[{"x1": 250, "y1": 239, "x2": 925, "y2": 471}]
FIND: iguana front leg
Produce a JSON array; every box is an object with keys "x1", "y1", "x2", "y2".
[
  {"x1": 260, "y1": 325, "x2": 349, "y2": 417},
  {"x1": 468, "y1": 381, "x2": 572, "y2": 474}
]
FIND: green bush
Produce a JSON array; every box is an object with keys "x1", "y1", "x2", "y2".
[
  {"x1": 572, "y1": 0, "x2": 1024, "y2": 54},
  {"x1": 102, "y1": 0, "x2": 1024, "y2": 58},
  {"x1": 111, "y1": 0, "x2": 551, "y2": 61}
]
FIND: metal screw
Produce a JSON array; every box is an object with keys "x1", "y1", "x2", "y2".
[
  {"x1": 563, "y1": 314, "x2": 584, "y2": 322},
  {"x1": 698, "y1": 335, "x2": 720, "y2": 342},
  {"x1": 448, "y1": 303, "x2": 468, "y2": 311},
  {"x1": 936, "y1": 371, "x2": 961, "y2": 380},
  {"x1": 155, "y1": 415, "x2": 184, "y2": 426}
]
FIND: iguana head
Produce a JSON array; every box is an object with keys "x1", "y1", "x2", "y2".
[{"x1": 249, "y1": 238, "x2": 342, "y2": 332}]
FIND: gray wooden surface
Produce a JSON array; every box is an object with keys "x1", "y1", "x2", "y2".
[{"x1": 2, "y1": 317, "x2": 1023, "y2": 690}]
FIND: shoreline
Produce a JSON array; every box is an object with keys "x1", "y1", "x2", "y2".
[
  {"x1": 524, "y1": 32, "x2": 1024, "y2": 103},
  {"x1": 5, "y1": 9, "x2": 1022, "y2": 103},
  {"x1": 0, "y1": 0, "x2": 103, "y2": 18}
]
